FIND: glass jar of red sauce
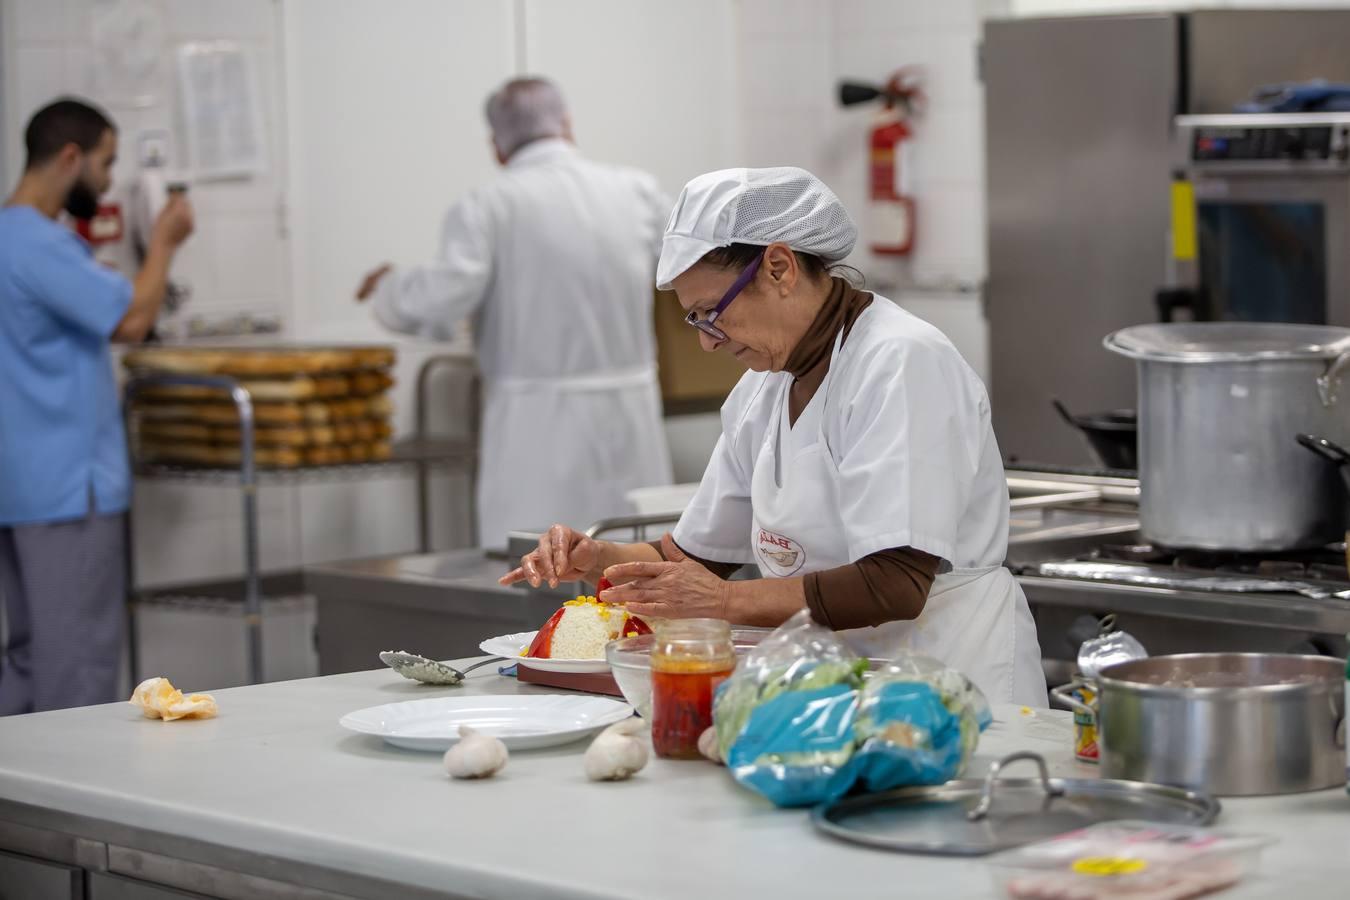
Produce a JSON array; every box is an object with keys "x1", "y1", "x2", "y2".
[{"x1": 650, "y1": 618, "x2": 735, "y2": 759}]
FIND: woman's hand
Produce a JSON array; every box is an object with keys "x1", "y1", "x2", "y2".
[
  {"x1": 498, "y1": 523, "x2": 600, "y2": 588},
  {"x1": 600, "y1": 534, "x2": 731, "y2": 619}
]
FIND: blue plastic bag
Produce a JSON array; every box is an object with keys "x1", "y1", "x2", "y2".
[
  {"x1": 724, "y1": 682, "x2": 860, "y2": 807},
  {"x1": 712, "y1": 611, "x2": 992, "y2": 808}
]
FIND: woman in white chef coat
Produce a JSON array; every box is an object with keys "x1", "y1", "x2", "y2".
[{"x1": 501, "y1": 167, "x2": 1046, "y2": 707}]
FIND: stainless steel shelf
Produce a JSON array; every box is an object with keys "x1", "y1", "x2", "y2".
[
  {"x1": 122, "y1": 356, "x2": 481, "y2": 686},
  {"x1": 133, "y1": 437, "x2": 474, "y2": 485}
]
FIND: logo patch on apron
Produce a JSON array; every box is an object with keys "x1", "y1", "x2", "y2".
[{"x1": 756, "y1": 529, "x2": 806, "y2": 576}]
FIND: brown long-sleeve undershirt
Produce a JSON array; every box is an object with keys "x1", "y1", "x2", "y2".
[{"x1": 652, "y1": 276, "x2": 942, "y2": 629}]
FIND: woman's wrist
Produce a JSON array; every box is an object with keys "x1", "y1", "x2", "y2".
[
  {"x1": 723, "y1": 577, "x2": 808, "y2": 627},
  {"x1": 718, "y1": 579, "x2": 739, "y2": 621},
  {"x1": 585, "y1": 540, "x2": 617, "y2": 586}
]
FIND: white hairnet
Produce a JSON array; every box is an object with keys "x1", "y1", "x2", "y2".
[
  {"x1": 485, "y1": 78, "x2": 568, "y2": 158},
  {"x1": 656, "y1": 167, "x2": 857, "y2": 290}
]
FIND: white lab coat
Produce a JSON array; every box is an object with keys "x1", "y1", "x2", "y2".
[
  {"x1": 673, "y1": 297, "x2": 1047, "y2": 706},
  {"x1": 372, "y1": 139, "x2": 674, "y2": 545}
]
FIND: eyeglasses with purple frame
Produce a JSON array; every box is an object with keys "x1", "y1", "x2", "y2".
[{"x1": 683, "y1": 250, "x2": 764, "y2": 342}]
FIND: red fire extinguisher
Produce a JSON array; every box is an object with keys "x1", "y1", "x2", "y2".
[
  {"x1": 843, "y1": 69, "x2": 923, "y2": 257},
  {"x1": 73, "y1": 202, "x2": 125, "y2": 247}
]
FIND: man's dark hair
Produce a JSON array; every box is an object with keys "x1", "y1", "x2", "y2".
[{"x1": 24, "y1": 98, "x2": 115, "y2": 170}]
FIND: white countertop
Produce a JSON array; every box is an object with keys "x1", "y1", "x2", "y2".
[{"x1": 0, "y1": 662, "x2": 1347, "y2": 899}]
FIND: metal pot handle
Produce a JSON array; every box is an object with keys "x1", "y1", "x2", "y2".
[
  {"x1": 1297, "y1": 433, "x2": 1350, "y2": 467},
  {"x1": 1318, "y1": 349, "x2": 1350, "y2": 407},
  {"x1": 1051, "y1": 397, "x2": 1079, "y2": 429},
  {"x1": 1049, "y1": 682, "x2": 1098, "y2": 717},
  {"x1": 967, "y1": 751, "x2": 1064, "y2": 822}
]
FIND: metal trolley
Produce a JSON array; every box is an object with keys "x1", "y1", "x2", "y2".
[{"x1": 122, "y1": 354, "x2": 480, "y2": 685}]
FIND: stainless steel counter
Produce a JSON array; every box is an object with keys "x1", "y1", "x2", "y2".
[
  {"x1": 304, "y1": 470, "x2": 1140, "y2": 674},
  {"x1": 306, "y1": 470, "x2": 1349, "y2": 677},
  {"x1": 306, "y1": 549, "x2": 573, "y2": 674}
]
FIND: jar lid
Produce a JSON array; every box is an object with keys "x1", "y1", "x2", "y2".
[{"x1": 1104, "y1": 323, "x2": 1350, "y2": 363}]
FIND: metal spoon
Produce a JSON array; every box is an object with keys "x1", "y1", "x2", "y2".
[{"x1": 379, "y1": 651, "x2": 504, "y2": 685}]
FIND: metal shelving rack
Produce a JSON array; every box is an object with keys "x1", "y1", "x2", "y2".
[{"x1": 123, "y1": 354, "x2": 480, "y2": 684}]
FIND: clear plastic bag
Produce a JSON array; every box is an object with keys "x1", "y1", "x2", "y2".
[
  {"x1": 712, "y1": 611, "x2": 992, "y2": 807},
  {"x1": 851, "y1": 653, "x2": 992, "y2": 792},
  {"x1": 988, "y1": 821, "x2": 1274, "y2": 900},
  {"x1": 713, "y1": 611, "x2": 867, "y2": 807}
]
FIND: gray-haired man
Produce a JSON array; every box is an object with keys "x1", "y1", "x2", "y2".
[{"x1": 356, "y1": 77, "x2": 673, "y2": 546}]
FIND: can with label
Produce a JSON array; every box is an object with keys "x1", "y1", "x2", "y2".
[{"x1": 1051, "y1": 678, "x2": 1101, "y2": 764}]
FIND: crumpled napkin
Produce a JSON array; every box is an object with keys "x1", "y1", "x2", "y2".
[{"x1": 129, "y1": 677, "x2": 218, "y2": 721}]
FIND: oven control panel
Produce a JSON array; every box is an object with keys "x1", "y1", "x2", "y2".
[{"x1": 1190, "y1": 123, "x2": 1350, "y2": 163}]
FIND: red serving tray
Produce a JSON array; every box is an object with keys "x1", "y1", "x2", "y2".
[{"x1": 515, "y1": 665, "x2": 623, "y2": 697}]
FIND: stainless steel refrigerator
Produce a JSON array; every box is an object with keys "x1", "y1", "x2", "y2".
[{"x1": 983, "y1": 10, "x2": 1350, "y2": 467}]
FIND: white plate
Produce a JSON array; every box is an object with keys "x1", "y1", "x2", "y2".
[
  {"x1": 479, "y1": 631, "x2": 612, "y2": 674},
  {"x1": 338, "y1": 694, "x2": 634, "y2": 751}
]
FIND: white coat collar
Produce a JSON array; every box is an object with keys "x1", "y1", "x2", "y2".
[{"x1": 506, "y1": 137, "x2": 576, "y2": 169}]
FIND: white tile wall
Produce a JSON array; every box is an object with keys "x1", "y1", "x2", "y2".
[
  {"x1": 11, "y1": 46, "x2": 70, "y2": 130},
  {"x1": 283, "y1": 0, "x2": 513, "y2": 342},
  {"x1": 2, "y1": 0, "x2": 290, "y2": 318},
  {"x1": 298, "y1": 477, "x2": 419, "y2": 565},
  {"x1": 2, "y1": 0, "x2": 300, "y2": 588},
  {"x1": 738, "y1": 0, "x2": 830, "y2": 37},
  {"x1": 732, "y1": 0, "x2": 1003, "y2": 375},
  {"x1": 165, "y1": 0, "x2": 274, "y2": 40},
  {"x1": 132, "y1": 481, "x2": 300, "y2": 587},
  {"x1": 837, "y1": 0, "x2": 987, "y2": 34},
  {"x1": 523, "y1": 0, "x2": 741, "y2": 191},
  {"x1": 739, "y1": 37, "x2": 833, "y2": 116},
  {"x1": 4, "y1": 0, "x2": 1037, "y2": 600},
  {"x1": 206, "y1": 211, "x2": 286, "y2": 307},
  {"x1": 8, "y1": 0, "x2": 78, "y2": 42}
]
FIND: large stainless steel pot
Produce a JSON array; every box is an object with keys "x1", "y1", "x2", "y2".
[
  {"x1": 1087, "y1": 653, "x2": 1346, "y2": 796},
  {"x1": 1105, "y1": 323, "x2": 1350, "y2": 551}
]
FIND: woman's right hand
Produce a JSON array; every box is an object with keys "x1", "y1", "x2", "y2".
[{"x1": 498, "y1": 523, "x2": 600, "y2": 589}]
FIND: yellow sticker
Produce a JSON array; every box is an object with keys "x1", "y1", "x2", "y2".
[
  {"x1": 1170, "y1": 180, "x2": 1197, "y2": 261},
  {"x1": 1071, "y1": 857, "x2": 1148, "y2": 877}
]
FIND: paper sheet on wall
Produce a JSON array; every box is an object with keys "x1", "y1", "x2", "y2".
[
  {"x1": 91, "y1": 0, "x2": 166, "y2": 108},
  {"x1": 176, "y1": 42, "x2": 267, "y2": 180}
]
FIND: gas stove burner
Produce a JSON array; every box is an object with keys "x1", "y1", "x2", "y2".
[
  {"x1": 1092, "y1": 542, "x2": 1349, "y2": 585},
  {"x1": 1095, "y1": 544, "x2": 1172, "y2": 564}
]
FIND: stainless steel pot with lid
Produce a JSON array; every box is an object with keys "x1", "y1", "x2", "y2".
[{"x1": 1104, "y1": 323, "x2": 1350, "y2": 551}]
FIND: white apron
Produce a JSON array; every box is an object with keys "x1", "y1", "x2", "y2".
[
  {"x1": 747, "y1": 331, "x2": 1046, "y2": 707},
  {"x1": 478, "y1": 364, "x2": 670, "y2": 546}
]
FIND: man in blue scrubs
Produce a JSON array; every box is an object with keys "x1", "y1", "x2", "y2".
[{"x1": 0, "y1": 98, "x2": 194, "y2": 713}]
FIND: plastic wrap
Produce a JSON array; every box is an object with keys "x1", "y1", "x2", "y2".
[
  {"x1": 712, "y1": 611, "x2": 992, "y2": 807},
  {"x1": 851, "y1": 654, "x2": 991, "y2": 792},
  {"x1": 713, "y1": 611, "x2": 866, "y2": 807}
]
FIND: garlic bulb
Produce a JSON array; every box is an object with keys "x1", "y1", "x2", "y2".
[
  {"x1": 584, "y1": 718, "x2": 649, "y2": 781},
  {"x1": 697, "y1": 726, "x2": 722, "y2": 765},
  {"x1": 443, "y1": 725, "x2": 508, "y2": 779}
]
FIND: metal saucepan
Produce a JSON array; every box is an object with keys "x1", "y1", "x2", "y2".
[
  {"x1": 1055, "y1": 652, "x2": 1346, "y2": 796},
  {"x1": 1051, "y1": 398, "x2": 1137, "y2": 471}
]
